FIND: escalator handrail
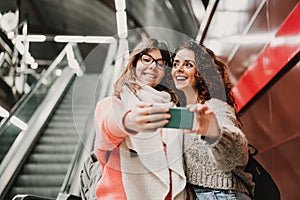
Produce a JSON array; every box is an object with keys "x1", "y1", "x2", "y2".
[{"x1": 12, "y1": 194, "x2": 56, "y2": 200}]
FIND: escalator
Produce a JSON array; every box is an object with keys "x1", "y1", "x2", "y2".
[
  {"x1": 5, "y1": 78, "x2": 91, "y2": 199},
  {"x1": 0, "y1": 43, "x2": 99, "y2": 200},
  {"x1": 0, "y1": 93, "x2": 46, "y2": 164}
]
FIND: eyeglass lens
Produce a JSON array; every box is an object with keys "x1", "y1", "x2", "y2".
[{"x1": 141, "y1": 54, "x2": 166, "y2": 69}]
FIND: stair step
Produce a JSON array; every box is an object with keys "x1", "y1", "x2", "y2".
[
  {"x1": 15, "y1": 174, "x2": 65, "y2": 186},
  {"x1": 33, "y1": 144, "x2": 75, "y2": 153},
  {"x1": 22, "y1": 163, "x2": 69, "y2": 174},
  {"x1": 28, "y1": 154, "x2": 73, "y2": 163},
  {"x1": 9, "y1": 186, "x2": 60, "y2": 198},
  {"x1": 46, "y1": 122, "x2": 76, "y2": 128},
  {"x1": 38, "y1": 136, "x2": 78, "y2": 144},
  {"x1": 43, "y1": 128, "x2": 78, "y2": 135}
]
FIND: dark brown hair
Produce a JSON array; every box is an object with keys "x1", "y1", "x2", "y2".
[{"x1": 172, "y1": 40, "x2": 236, "y2": 110}]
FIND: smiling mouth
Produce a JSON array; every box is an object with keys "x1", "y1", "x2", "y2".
[
  {"x1": 175, "y1": 75, "x2": 187, "y2": 82},
  {"x1": 143, "y1": 73, "x2": 157, "y2": 79}
]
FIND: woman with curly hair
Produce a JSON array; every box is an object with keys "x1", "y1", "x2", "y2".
[{"x1": 171, "y1": 40, "x2": 254, "y2": 199}]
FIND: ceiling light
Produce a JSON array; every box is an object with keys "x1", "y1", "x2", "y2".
[
  {"x1": 54, "y1": 35, "x2": 84, "y2": 43},
  {"x1": 0, "y1": 106, "x2": 9, "y2": 118},
  {"x1": 190, "y1": 0, "x2": 206, "y2": 22},
  {"x1": 7, "y1": 31, "x2": 14, "y2": 39},
  {"x1": 271, "y1": 35, "x2": 300, "y2": 47},
  {"x1": 55, "y1": 69, "x2": 62, "y2": 76},
  {"x1": 24, "y1": 52, "x2": 35, "y2": 64},
  {"x1": 41, "y1": 78, "x2": 48, "y2": 85},
  {"x1": 0, "y1": 11, "x2": 18, "y2": 32},
  {"x1": 116, "y1": 11, "x2": 128, "y2": 38},
  {"x1": 68, "y1": 59, "x2": 80, "y2": 69},
  {"x1": 227, "y1": 33, "x2": 275, "y2": 45},
  {"x1": 16, "y1": 35, "x2": 46, "y2": 42},
  {"x1": 115, "y1": 0, "x2": 126, "y2": 11},
  {"x1": 10, "y1": 116, "x2": 28, "y2": 131},
  {"x1": 66, "y1": 45, "x2": 74, "y2": 60},
  {"x1": 54, "y1": 35, "x2": 115, "y2": 43},
  {"x1": 0, "y1": 52, "x2": 5, "y2": 65},
  {"x1": 15, "y1": 40, "x2": 25, "y2": 55},
  {"x1": 30, "y1": 62, "x2": 38, "y2": 69},
  {"x1": 83, "y1": 36, "x2": 115, "y2": 43}
]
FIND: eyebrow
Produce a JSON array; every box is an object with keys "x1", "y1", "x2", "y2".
[
  {"x1": 174, "y1": 59, "x2": 196, "y2": 64},
  {"x1": 143, "y1": 53, "x2": 164, "y2": 60}
]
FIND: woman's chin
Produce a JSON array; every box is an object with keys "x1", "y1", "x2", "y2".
[
  {"x1": 139, "y1": 79, "x2": 157, "y2": 87},
  {"x1": 175, "y1": 83, "x2": 188, "y2": 90}
]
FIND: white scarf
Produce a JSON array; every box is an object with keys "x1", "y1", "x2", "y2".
[{"x1": 119, "y1": 83, "x2": 186, "y2": 200}]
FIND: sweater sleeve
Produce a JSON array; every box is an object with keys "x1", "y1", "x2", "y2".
[
  {"x1": 206, "y1": 98, "x2": 248, "y2": 172},
  {"x1": 94, "y1": 96, "x2": 133, "y2": 152}
]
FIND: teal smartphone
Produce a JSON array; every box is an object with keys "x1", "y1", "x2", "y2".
[{"x1": 164, "y1": 107, "x2": 194, "y2": 129}]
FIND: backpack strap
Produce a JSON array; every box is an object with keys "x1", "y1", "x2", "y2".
[{"x1": 248, "y1": 144, "x2": 258, "y2": 156}]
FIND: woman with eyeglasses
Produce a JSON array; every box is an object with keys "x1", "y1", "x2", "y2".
[
  {"x1": 171, "y1": 40, "x2": 254, "y2": 200},
  {"x1": 94, "y1": 38, "x2": 186, "y2": 200}
]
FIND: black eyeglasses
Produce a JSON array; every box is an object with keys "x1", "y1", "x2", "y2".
[{"x1": 139, "y1": 53, "x2": 168, "y2": 70}]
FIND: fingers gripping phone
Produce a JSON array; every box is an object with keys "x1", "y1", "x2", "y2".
[{"x1": 164, "y1": 107, "x2": 194, "y2": 129}]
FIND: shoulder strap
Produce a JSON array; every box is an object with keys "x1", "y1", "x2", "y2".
[{"x1": 248, "y1": 144, "x2": 258, "y2": 156}]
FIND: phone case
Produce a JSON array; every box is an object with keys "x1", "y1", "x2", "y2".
[{"x1": 164, "y1": 107, "x2": 194, "y2": 129}]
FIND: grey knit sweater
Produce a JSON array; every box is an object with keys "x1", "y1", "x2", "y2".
[{"x1": 183, "y1": 98, "x2": 254, "y2": 195}]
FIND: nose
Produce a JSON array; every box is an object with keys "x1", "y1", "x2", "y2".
[
  {"x1": 148, "y1": 61, "x2": 158, "y2": 70},
  {"x1": 175, "y1": 63, "x2": 184, "y2": 72}
]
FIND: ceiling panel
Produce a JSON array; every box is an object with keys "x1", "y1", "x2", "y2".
[
  {"x1": 21, "y1": 0, "x2": 117, "y2": 35},
  {"x1": 126, "y1": 0, "x2": 198, "y2": 38}
]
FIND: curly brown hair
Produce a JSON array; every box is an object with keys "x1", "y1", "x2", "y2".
[{"x1": 172, "y1": 40, "x2": 237, "y2": 110}]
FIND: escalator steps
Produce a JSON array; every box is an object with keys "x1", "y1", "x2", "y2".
[{"x1": 7, "y1": 76, "x2": 93, "y2": 199}]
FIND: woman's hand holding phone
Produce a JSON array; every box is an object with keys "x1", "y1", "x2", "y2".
[
  {"x1": 123, "y1": 102, "x2": 171, "y2": 133},
  {"x1": 123, "y1": 102, "x2": 220, "y2": 138}
]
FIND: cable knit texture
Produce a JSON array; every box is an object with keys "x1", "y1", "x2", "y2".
[{"x1": 184, "y1": 98, "x2": 253, "y2": 195}]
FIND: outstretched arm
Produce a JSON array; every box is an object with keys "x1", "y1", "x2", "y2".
[
  {"x1": 94, "y1": 96, "x2": 171, "y2": 150},
  {"x1": 94, "y1": 96, "x2": 131, "y2": 151},
  {"x1": 185, "y1": 98, "x2": 248, "y2": 171}
]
